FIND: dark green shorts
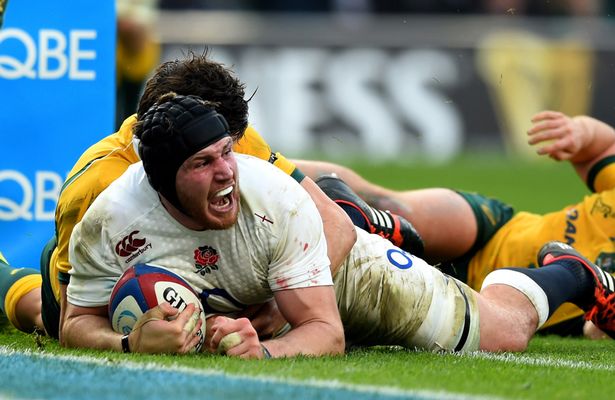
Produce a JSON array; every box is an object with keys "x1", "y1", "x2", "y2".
[
  {"x1": 438, "y1": 191, "x2": 514, "y2": 282},
  {"x1": 40, "y1": 236, "x2": 61, "y2": 339}
]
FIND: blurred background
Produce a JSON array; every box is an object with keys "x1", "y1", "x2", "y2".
[
  {"x1": 1, "y1": 0, "x2": 612, "y2": 266},
  {"x1": 118, "y1": 0, "x2": 615, "y2": 164}
]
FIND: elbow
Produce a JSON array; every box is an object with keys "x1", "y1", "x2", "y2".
[
  {"x1": 334, "y1": 331, "x2": 346, "y2": 355},
  {"x1": 329, "y1": 321, "x2": 346, "y2": 355},
  {"x1": 337, "y1": 206, "x2": 357, "y2": 250},
  {"x1": 58, "y1": 318, "x2": 74, "y2": 348},
  {"x1": 345, "y1": 217, "x2": 357, "y2": 248}
]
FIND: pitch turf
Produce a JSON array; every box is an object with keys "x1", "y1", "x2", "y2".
[
  {"x1": 0, "y1": 155, "x2": 609, "y2": 400},
  {"x1": 1, "y1": 324, "x2": 614, "y2": 399}
]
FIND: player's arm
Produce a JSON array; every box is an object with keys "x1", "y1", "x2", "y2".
[
  {"x1": 528, "y1": 110, "x2": 615, "y2": 185},
  {"x1": 208, "y1": 286, "x2": 344, "y2": 358},
  {"x1": 268, "y1": 285, "x2": 343, "y2": 356},
  {"x1": 235, "y1": 176, "x2": 354, "y2": 338},
  {"x1": 299, "y1": 177, "x2": 355, "y2": 275},
  {"x1": 209, "y1": 182, "x2": 345, "y2": 358},
  {"x1": 62, "y1": 224, "x2": 202, "y2": 353},
  {"x1": 236, "y1": 300, "x2": 289, "y2": 340},
  {"x1": 62, "y1": 302, "x2": 121, "y2": 350},
  {"x1": 63, "y1": 299, "x2": 202, "y2": 353}
]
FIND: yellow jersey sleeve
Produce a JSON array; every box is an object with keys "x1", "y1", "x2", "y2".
[
  {"x1": 588, "y1": 155, "x2": 615, "y2": 193},
  {"x1": 54, "y1": 117, "x2": 140, "y2": 282},
  {"x1": 233, "y1": 126, "x2": 304, "y2": 182},
  {"x1": 55, "y1": 159, "x2": 134, "y2": 278}
]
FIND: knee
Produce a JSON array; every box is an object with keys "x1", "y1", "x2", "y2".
[
  {"x1": 480, "y1": 331, "x2": 531, "y2": 352},
  {"x1": 477, "y1": 286, "x2": 538, "y2": 352}
]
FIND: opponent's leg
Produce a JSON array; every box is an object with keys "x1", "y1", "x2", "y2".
[
  {"x1": 0, "y1": 252, "x2": 44, "y2": 332},
  {"x1": 39, "y1": 236, "x2": 61, "y2": 339},
  {"x1": 294, "y1": 159, "x2": 478, "y2": 262},
  {"x1": 315, "y1": 174, "x2": 424, "y2": 256}
]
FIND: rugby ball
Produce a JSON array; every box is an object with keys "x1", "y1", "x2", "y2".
[{"x1": 108, "y1": 263, "x2": 206, "y2": 352}]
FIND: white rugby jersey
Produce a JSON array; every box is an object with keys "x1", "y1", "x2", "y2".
[{"x1": 67, "y1": 155, "x2": 332, "y2": 316}]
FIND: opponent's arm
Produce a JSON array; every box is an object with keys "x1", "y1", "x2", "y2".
[{"x1": 528, "y1": 110, "x2": 615, "y2": 182}]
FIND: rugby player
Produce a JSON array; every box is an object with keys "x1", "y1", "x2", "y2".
[
  {"x1": 64, "y1": 93, "x2": 615, "y2": 357},
  {"x1": 0, "y1": 51, "x2": 421, "y2": 340},
  {"x1": 294, "y1": 110, "x2": 615, "y2": 337}
]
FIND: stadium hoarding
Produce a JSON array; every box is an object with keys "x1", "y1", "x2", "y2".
[
  {"x1": 159, "y1": 11, "x2": 615, "y2": 164},
  {"x1": 0, "y1": 1, "x2": 115, "y2": 267}
]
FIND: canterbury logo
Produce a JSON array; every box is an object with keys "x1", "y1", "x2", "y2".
[{"x1": 115, "y1": 231, "x2": 147, "y2": 257}]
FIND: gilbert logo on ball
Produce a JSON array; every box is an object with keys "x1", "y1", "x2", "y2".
[{"x1": 108, "y1": 263, "x2": 206, "y2": 352}]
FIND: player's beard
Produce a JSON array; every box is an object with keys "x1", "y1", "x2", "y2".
[{"x1": 178, "y1": 183, "x2": 240, "y2": 230}]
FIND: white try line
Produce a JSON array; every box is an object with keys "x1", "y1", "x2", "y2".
[{"x1": 458, "y1": 350, "x2": 615, "y2": 371}]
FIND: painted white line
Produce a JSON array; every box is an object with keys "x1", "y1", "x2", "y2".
[{"x1": 458, "y1": 350, "x2": 615, "y2": 371}]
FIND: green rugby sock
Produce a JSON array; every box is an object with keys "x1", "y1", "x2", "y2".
[{"x1": 0, "y1": 261, "x2": 39, "y2": 315}]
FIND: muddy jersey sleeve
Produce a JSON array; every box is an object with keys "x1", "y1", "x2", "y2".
[
  {"x1": 66, "y1": 218, "x2": 122, "y2": 307},
  {"x1": 267, "y1": 191, "x2": 333, "y2": 291}
]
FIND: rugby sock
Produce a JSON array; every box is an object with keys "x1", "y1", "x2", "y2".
[
  {"x1": 0, "y1": 262, "x2": 40, "y2": 315},
  {"x1": 482, "y1": 261, "x2": 594, "y2": 327}
]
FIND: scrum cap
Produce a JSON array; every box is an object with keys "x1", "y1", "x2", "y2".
[{"x1": 138, "y1": 94, "x2": 230, "y2": 210}]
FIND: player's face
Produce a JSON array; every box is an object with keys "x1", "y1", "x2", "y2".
[{"x1": 175, "y1": 137, "x2": 240, "y2": 230}]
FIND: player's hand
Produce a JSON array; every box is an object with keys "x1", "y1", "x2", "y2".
[
  {"x1": 129, "y1": 302, "x2": 203, "y2": 354},
  {"x1": 207, "y1": 316, "x2": 264, "y2": 359},
  {"x1": 527, "y1": 111, "x2": 585, "y2": 161}
]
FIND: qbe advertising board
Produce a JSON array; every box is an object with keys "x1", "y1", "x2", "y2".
[{"x1": 0, "y1": 1, "x2": 115, "y2": 268}]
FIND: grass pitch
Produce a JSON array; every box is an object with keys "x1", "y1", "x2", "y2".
[
  {"x1": 1, "y1": 325, "x2": 613, "y2": 399},
  {"x1": 0, "y1": 155, "x2": 610, "y2": 400}
]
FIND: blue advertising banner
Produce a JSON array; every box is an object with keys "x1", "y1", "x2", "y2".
[{"x1": 0, "y1": 1, "x2": 115, "y2": 268}]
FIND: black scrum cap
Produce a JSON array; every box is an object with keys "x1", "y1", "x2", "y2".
[{"x1": 138, "y1": 94, "x2": 230, "y2": 211}]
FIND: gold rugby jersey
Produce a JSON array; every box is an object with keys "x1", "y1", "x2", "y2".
[{"x1": 467, "y1": 159, "x2": 615, "y2": 328}]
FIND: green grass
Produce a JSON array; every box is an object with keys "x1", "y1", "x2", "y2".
[
  {"x1": 2, "y1": 322, "x2": 614, "y2": 399},
  {"x1": 0, "y1": 155, "x2": 609, "y2": 399}
]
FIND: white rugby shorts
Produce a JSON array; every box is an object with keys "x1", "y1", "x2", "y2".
[{"x1": 335, "y1": 229, "x2": 480, "y2": 351}]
